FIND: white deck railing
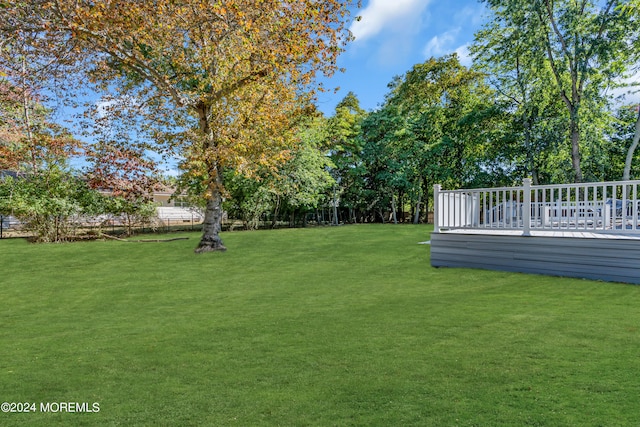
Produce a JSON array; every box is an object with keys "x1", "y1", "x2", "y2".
[{"x1": 434, "y1": 179, "x2": 640, "y2": 235}]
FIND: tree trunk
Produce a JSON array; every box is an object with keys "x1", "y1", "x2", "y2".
[
  {"x1": 413, "y1": 192, "x2": 422, "y2": 224},
  {"x1": 569, "y1": 110, "x2": 583, "y2": 183},
  {"x1": 623, "y1": 107, "x2": 640, "y2": 182},
  {"x1": 20, "y1": 55, "x2": 38, "y2": 175},
  {"x1": 195, "y1": 170, "x2": 227, "y2": 253},
  {"x1": 390, "y1": 195, "x2": 398, "y2": 224},
  {"x1": 522, "y1": 115, "x2": 540, "y2": 185},
  {"x1": 194, "y1": 103, "x2": 226, "y2": 253},
  {"x1": 271, "y1": 195, "x2": 280, "y2": 228},
  {"x1": 332, "y1": 185, "x2": 338, "y2": 225}
]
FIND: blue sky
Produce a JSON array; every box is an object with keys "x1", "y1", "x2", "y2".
[
  {"x1": 316, "y1": 0, "x2": 640, "y2": 116},
  {"x1": 315, "y1": 0, "x2": 488, "y2": 115}
]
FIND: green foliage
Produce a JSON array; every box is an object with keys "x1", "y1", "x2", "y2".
[
  {"x1": 608, "y1": 105, "x2": 640, "y2": 180},
  {"x1": 472, "y1": 4, "x2": 567, "y2": 184},
  {"x1": 476, "y1": 0, "x2": 639, "y2": 183},
  {"x1": 389, "y1": 54, "x2": 497, "y2": 188},
  {"x1": 0, "y1": 169, "x2": 106, "y2": 242},
  {"x1": 326, "y1": 92, "x2": 368, "y2": 214},
  {"x1": 275, "y1": 141, "x2": 335, "y2": 211},
  {"x1": 362, "y1": 56, "x2": 498, "y2": 216},
  {"x1": 224, "y1": 172, "x2": 273, "y2": 229},
  {"x1": 322, "y1": 57, "x2": 519, "y2": 223},
  {"x1": 224, "y1": 112, "x2": 335, "y2": 229},
  {"x1": 103, "y1": 195, "x2": 158, "y2": 236},
  {"x1": 274, "y1": 113, "x2": 335, "y2": 214},
  {"x1": 0, "y1": 166, "x2": 157, "y2": 240}
]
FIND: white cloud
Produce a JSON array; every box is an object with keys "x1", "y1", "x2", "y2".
[
  {"x1": 420, "y1": 3, "x2": 485, "y2": 65},
  {"x1": 423, "y1": 29, "x2": 459, "y2": 58},
  {"x1": 95, "y1": 98, "x2": 117, "y2": 119},
  {"x1": 454, "y1": 44, "x2": 472, "y2": 67},
  {"x1": 422, "y1": 33, "x2": 472, "y2": 67},
  {"x1": 350, "y1": 0, "x2": 431, "y2": 42},
  {"x1": 95, "y1": 95, "x2": 139, "y2": 118}
]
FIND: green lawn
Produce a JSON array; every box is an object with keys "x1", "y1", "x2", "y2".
[{"x1": 1, "y1": 224, "x2": 639, "y2": 426}]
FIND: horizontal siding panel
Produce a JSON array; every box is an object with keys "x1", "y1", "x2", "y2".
[
  {"x1": 430, "y1": 232, "x2": 640, "y2": 284},
  {"x1": 434, "y1": 234, "x2": 640, "y2": 254},
  {"x1": 433, "y1": 243, "x2": 640, "y2": 269},
  {"x1": 432, "y1": 253, "x2": 640, "y2": 284}
]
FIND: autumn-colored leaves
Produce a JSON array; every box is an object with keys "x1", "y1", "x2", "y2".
[{"x1": 1, "y1": 0, "x2": 356, "y2": 251}]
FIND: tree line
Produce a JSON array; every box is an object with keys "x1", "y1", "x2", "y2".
[
  {"x1": 0, "y1": 0, "x2": 639, "y2": 247},
  {"x1": 287, "y1": 0, "x2": 640, "y2": 224}
]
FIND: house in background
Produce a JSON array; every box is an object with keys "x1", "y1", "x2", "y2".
[
  {"x1": 0, "y1": 170, "x2": 19, "y2": 179},
  {"x1": 152, "y1": 185, "x2": 205, "y2": 225}
]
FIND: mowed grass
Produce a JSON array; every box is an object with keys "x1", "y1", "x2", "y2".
[{"x1": 1, "y1": 224, "x2": 640, "y2": 426}]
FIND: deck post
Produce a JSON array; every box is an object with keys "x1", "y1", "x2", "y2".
[
  {"x1": 433, "y1": 184, "x2": 441, "y2": 234},
  {"x1": 523, "y1": 178, "x2": 531, "y2": 236}
]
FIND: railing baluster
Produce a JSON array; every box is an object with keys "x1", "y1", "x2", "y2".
[
  {"x1": 449, "y1": 190, "x2": 454, "y2": 229},
  {"x1": 460, "y1": 191, "x2": 464, "y2": 228},
  {"x1": 602, "y1": 184, "x2": 606, "y2": 230},
  {"x1": 523, "y1": 178, "x2": 531, "y2": 236},
  {"x1": 573, "y1": 187, "x2": 580, "y2": 230},
  {"x1": 613, "y1": 184, "x2": 617, "y2": 231},
  {"x1": 565, "y1": 185, "x2": 569, "y2": 229},
  {"x1": 448, "y1": 191, "x2": 452, "y2": 229},
  {"x1": 623, "y1": 183, "x2": 628, "y2": 232},
  {"x1": 516, "y1": 188, "x2": 521, "y2": 229},
  {"x1": 542, "y1": 188, "x2": 548, "y2": 229},
  {"x1": 585, "y1": 185, "x2": 589, "y2": 230},
  {"x1": 589, "y1": 185, "x2": 594, "y2": 230},
  {"x1": 596, "y1": 184, "x2": 600, "y2": 230},
  {"x1": 533, "y1": 187, "x2": 537, "y2": 229},
  {"x1": 490, "y1": 190, "x2": 494, "y2": 227},
  {"x1": 433, "y1": 184, "x2": 441, "y2": 232},
  {"x1": 634, "y1": 184, "x2": 638, "y2": 232},
  {"x1": 455, "y1": 191, "x2": 459, "y2": 229},
  {"x1": 510, "y1": 189, "x2": 513, "y2": 228},
  {"x1": 432, "y1": 180, "x2": 640, "y2": 235},
  {"x1": 552, "y1": 188, "x2": 557, "y2": 230},
  {"x1": 483, "y1": 191, "x2": 487, "y2": 228}
]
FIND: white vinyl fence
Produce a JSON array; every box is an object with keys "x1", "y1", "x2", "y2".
[{"x1": 434, "y1": 179, "x2": 640, "y2": 235}]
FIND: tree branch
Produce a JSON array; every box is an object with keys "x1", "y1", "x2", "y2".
[
  {"x1": 536, "y1": 5, "x2": 573, "y2": 109},
  {"x1": 544, "y1": 0, "x2": 572, "y2": 60},
  {"x1": 50, "y1": 0, "x2": 189, "y2": 107},
  {"x1": 204, "y1": 67, "x2": 269, "y2": 105}
]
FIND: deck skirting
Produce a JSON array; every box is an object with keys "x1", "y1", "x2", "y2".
[{"x1": 430, "y1": 232, "x2": 640, "y2": 284}]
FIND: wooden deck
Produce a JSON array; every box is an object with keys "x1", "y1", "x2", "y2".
[
  {"x1": 430, "y1": 229, "x2": 640, "y2": 285},
  {"x1": 431, "y1": 180, "x2": 640, "y2": 285}
]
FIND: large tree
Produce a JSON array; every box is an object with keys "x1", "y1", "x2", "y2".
[
  {"x1": 472, "y1": 5, "x2": 566, "y2": 184},
  {"x1": 3, "y1": 0, "x2": 356, "y2": 252},
  {"x1": 383, "y1": 55, "x2": 495, "y2": 189},
  {"x1": 620, "y1": 0, "x2": 640, "y2": 181},
  {"x1": 326, "y1": 92, "x2": 367, "y2": 222},
  {"x1": 479, "y1": 0, "x2": 637, "y2": 183},
  {"x1": 354, "y1": 55, "x2": 497, "y2": 223}
]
